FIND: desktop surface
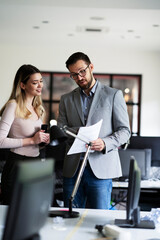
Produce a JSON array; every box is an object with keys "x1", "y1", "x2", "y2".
[
  {"x1": 113, "y1": 179, "x2": 160, "y2": 189},
  {"x1": 41, "y1": 208, "x2": 160, "y2": 240},
  {"x1": 0, "y1": 206, "x2": 160, "y2": 240}
]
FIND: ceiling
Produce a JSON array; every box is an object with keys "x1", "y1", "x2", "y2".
[{"x1": 0, "y1": 0, "x2": 160, "y2": 52}]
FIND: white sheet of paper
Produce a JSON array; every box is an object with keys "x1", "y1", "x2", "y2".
[{"x1": 67, "y1": 119, "x2": 103, "y2": 155}]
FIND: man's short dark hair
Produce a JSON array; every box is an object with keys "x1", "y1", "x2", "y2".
[{"x1": 65, "y1": 52, "x2": 91, "y2": 69}]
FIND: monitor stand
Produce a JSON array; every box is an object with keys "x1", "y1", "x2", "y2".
[
  {"x1": 115, "y1": 207, "x2": 155, "y2": 229},
  {"x1": 114, "y1": 218, "x2": 155, "y2": 229}
]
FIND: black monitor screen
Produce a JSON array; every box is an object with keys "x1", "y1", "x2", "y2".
[
  {"x1": 114, "y1": 158, "x2": 155, "y2": 229},
  {"x1": 127, "y1": 158, "x2": 141, "y2": 221},
  {"x1": 2, "y1": 159, "x2": 55, "y2": 240},
  {"x1": 128, "y1": 136, "x2": 160, "y2": 166}
]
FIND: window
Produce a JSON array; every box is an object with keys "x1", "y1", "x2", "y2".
[{"x1": 41, "y1": 72, "x2": 141, "y2": 135}]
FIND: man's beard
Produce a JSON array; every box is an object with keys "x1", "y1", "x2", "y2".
[{"x1": 78, "y1": 74, "x2": 94, "y2": 91}]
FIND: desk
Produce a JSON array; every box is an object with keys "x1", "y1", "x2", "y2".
[
  {"x1": 112, "y1": 180, "x2": 160, "y2": 211},
  {"x1": 0, "y1": 206, "x2": 159, "y2": 240},
  {"x1": 113, "y1": 179, "x2": 160, "y2": 189},
  {"x1": 40, "y1": 208, "x2": 160, "y2": 240}
]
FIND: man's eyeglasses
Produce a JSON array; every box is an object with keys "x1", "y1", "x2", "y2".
[{"x1": 70, "y1": 65, "x2": 89, "y2": 80}]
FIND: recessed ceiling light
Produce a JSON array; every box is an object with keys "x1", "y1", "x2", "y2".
[
  {"x1": 153, "y1": 24, "x2": 159, "y2": 27},
  {"x1": 76, "y1": 26, "x2": 109, "y2": 33},
  {"x1": 135, "y1": 36, "x2": 141, "y2": 39},
  {"x1": 127, "y1": 29, "x2": 134, "y2": 33},
  {"x1": 42, "y1": 21, "x2": 49, "y2": 24},
  {"x1": 33, "y1": 26, "x2": 40, "y2": 29},
  {"x1": 90, "y1": 16, "x2": 104, "y2": 21},
  {"x1": 85, "y1": 28, "x2": 102, "y2": 32}
]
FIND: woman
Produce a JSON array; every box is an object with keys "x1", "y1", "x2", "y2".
[{"x1": 0, "y1": 64, "x2": 50, "y2": 204}]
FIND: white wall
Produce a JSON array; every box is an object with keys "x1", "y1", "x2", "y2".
[{"x1": 0, "y1": 44, "x2": 160, "y2": 136}]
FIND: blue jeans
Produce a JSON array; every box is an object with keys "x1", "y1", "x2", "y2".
[{"x1": 63, "y1": 165, "x2": 112, "y2": 209}]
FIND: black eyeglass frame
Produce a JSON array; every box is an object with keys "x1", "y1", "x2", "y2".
[{"x1": 70, "y1": 65, "x2": 90, "y2": 80}]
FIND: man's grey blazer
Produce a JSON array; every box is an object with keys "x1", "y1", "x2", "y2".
[{"x1": 58, "y1": 81, "x2": 130, "y2": 179}]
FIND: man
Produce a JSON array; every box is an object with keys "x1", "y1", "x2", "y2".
[{"x1": 57, "y1": 52, "x2": 130, "y2": 209}]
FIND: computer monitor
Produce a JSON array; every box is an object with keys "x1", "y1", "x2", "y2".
[
  {"x1": 114, "y1": 157, "x2": 155, "y2": 229},
  {"x1": 2, "y1": 159, "x2": 55, "y2": 240},
  {"x1": 119, "y1": 148, "x2": 152, "y2": 180},
  {"x1": 128, "y1": 136, "x2": 160, "y2": 166}
]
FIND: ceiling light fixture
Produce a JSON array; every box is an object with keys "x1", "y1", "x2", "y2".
[
  {"x1": 127, "y1": 29, "x2": 134, "y2": 33},
  {"x1": 76, "y1": 26, "x2": 109, "y2": 33},
  {"x1": 152, "y1": 24, "x2": 159, "y2": 27},
  {"x1": 90, "y1": 16, "x2": 105, "y2": 21},
  {"x1": 42, "y1": 21, "x2": 49, "y2": 24},
  {"x1": 85, "y1": 28, "x2": 102, "y2": 32},
  {"x1": 33, "y1": 26, "x2": 40, "y2": 29},
  {"x1": 124, "y1": 88, "x2": 130, "y2": 94}
]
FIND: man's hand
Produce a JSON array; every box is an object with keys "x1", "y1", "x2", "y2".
[{"x1": 88, "y1": 138, "x2": 105, "y2": 152}]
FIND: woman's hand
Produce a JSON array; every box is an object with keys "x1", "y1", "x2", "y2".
[
  {"x1": 32, "y1": 130, "x2": 50, "y2": 145},
  {"x1": 23, "y1": 130, "x2": 50, "y2": 146}
]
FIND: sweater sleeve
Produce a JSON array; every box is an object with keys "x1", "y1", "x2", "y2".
[{"x1": 0, "y1": 101, "x2": 23, "y2": 148}]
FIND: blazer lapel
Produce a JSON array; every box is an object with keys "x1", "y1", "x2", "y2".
[{"x1": 73, "y1": 88, "x2": 85, "y2": 125}]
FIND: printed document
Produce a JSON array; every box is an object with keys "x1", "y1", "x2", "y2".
[{"x1": 67, "y1": 119, "x2": 103, "y2": 155}]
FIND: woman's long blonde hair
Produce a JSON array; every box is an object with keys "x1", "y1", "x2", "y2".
[{"x1": 0, "y1": 64, "x2": 45, "y2": 120}]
